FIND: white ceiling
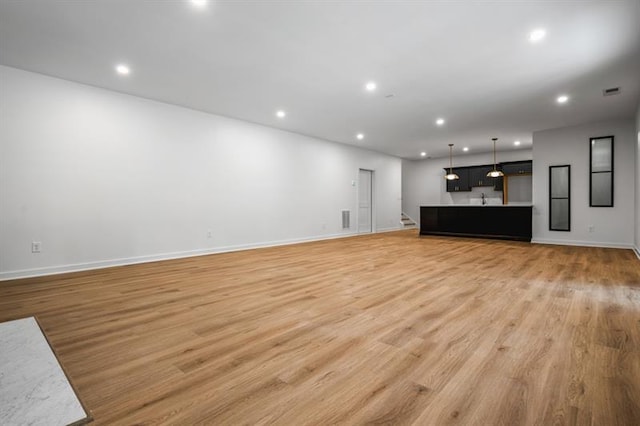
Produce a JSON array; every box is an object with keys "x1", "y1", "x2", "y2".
[{"x1": 1, "y1": 0, "x2": 639, "y2": 159}]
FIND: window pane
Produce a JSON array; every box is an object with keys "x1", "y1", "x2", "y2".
[
  {"x1": 591, "y1": 138, "x2": 612, "y2": 172},
  {"x1": 551, "y1": 167, "x2": 569, "y2": 198},
  {"x1": 591, "y1": 172, "x2": 612, "y2": 206},
  {"x1": 551, "y1": 199, "x2": 569, "y2": 231}
]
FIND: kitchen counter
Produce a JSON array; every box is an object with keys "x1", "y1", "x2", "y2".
[{"x1": 420, "y1": 205, "x2": 532, "y2": 242}]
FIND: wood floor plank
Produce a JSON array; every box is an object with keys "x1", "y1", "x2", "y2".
[{"x1": 1, "y1": 230, "x2": 639, "y2": 425}]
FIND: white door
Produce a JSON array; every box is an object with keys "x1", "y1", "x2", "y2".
[{"x1": 358, "y1": 169, "x2": 373, "y2": 233}]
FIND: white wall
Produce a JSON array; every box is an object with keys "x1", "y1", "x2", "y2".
[
  {"x1": 402, "y1": 150, "x2": 532, "y2": 222},
  {"x1": 0, "y1": 66, "x2": 402, "y2": 280},
  {"x1": 508, "y1": 175, "x2": 533, "y2": 204},
  {"x1": 532, "y1": 118, "x2": 635, "y2": 248},
  {"x1": 636, "y1": 101, "x2": 640, "y2": 253}
]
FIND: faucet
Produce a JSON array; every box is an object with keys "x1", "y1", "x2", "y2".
[{"x1": 481, "y1": 192, "x2": 487, "y2": 205}]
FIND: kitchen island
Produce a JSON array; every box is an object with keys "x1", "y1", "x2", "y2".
[{"x1": 420, "y1": 205, "x2": 533, "y2": 242}]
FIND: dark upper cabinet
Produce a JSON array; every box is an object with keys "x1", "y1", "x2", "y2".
[
  {"x1": 444, "y1": 167, "x2": 471, "y2": 192},
  {"x1": 501, "y1": 160, "x2": 532, "y2": 175},
  {"x1": 492, "y1": 176, "x2": 504, "y2": 191},
  {"x1": 468, "y1": 165, "x2": 504, "y2": 190},
  {"x1": 469, "y1": 165, "x2": 495, "y2": 187},
  {"x1": 442, "y1": 161, "x2": 529, "y2": 193}
]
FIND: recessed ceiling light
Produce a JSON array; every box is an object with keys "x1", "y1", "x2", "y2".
[
  {"x1": 463, "y1": 147, "x2": 469, "y2": 152},
  {"x1": 529, "y1": 28, "x2": 546, "y2": 43},
  {"x1": 514, "y1": 140, "x2": 521, "y2": 146},
  {"x1": 420, "y1": 152, "x2": 427, "y2": 157},
  {"x1": 356, "y1": 133, "x2": 364, "y2": 140},
  {"x1": 436, "y1": 118, "x2": 445, "y2": 126},
  {"x1": 276, "y1": 110, "x2": 286, "y2": 118},
  {"x1": 191, "y1": 0, "x2": 208, "y2": 7},
  {"x1": 556, "y1": 95, "x2": 569, "y2": 104},
  {"x1": 115, "y1": 64, "x2": 130, "y2": 75},
  {"x1": 365, "y1": 81, "x2": 377, "y2": 92}
]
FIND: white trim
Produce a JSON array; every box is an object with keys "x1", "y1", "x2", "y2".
[
  {"x1": 633, "y1": 246, "x2": 640, "y2": 260},
  {"x1": 0, "y1": 227, "x2": 403, "y2": 282},
  {"x1": 2, "y1": 232, "x2": 356, "y2": 281},
  {"x1": 376, "y1": 226, "x2": 404, "y2": 234},
  {"x1": 531, "y1": 238, "x2": 634, "y2": 250}
]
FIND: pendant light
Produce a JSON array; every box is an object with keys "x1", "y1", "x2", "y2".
[
  {"x1": 487, "y1": 137, "x2": 504, "y2": 178},
  {"x1": 444, "y1": 144, "x2": 459, "y2": 180}
]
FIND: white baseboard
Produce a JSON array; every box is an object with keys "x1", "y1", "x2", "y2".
[
  {"x1": 376, "y1": 226, "x2": 405, "y2": 233},
  {"x1": 634, "y1": 246, "x2": 640, "y2": 260},
  {"x1": 0, "y1": 227, "x2": 403, "y2": 282},
  {"x1": 531, "y1": 238, "x2": 634, "y2": 250}
]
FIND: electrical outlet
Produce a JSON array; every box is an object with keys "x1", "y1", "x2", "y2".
[
  {"x1": 31, "y1": 241, "x2": 42, "y2": 253},
  {"x1": 588, "y1": 225, "x2": 595, "y2": 233}
]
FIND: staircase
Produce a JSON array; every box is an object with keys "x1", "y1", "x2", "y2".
[{"x1": 401, "y1": 212, "x2": 417, "y2": 228}]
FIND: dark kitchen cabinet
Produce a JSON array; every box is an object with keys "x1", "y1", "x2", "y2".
[
  {"x1": 492, "y1": 176, "x2": 504, "y2": 191},
  {"x1": 444, "y1": 167, "x2": 471, "y2": 192},
  {"x1": 469, "y1": 165, "x2": 495, "y2": 187},
  {"x1": 468, "y1": 165, "x2": 504, "y2": 191},
  {"x1": 420, "y1": 205, "x2": 533, "y2": 241},
  {"x1": 443, "y1": 163, "x2": 517, "y2": 192},
  {"x1": 501, "y1": 160, "x2": 532, "y2": 175}
]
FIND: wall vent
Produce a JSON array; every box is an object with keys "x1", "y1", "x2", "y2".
[
  {"x1": 341, "y1": 210, "x2": 350, "y2": 229},
  {"x1": 603, "y1": 87, "x2": 621, "y2": 96}
]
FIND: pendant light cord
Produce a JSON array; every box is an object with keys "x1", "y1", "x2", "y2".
[
  {"x1": 492, "y1": 138, "x2": 497, "y2": 171},
  {"x1": 449, "y1": 143, "x2": 454, "y2": 173}
]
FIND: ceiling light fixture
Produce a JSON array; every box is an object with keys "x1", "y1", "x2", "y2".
[
  {"x1": 463, "y1": 147, "x2": 469, "y2": 152},
  {"x1": 115, "y1": 64, "x2": 130, "y2": 75},
  {"x1": 487, "y1": 138, "x2": 504, "y2": 178},
  {"x1": 514, "y1": 140, "x2": 521, "y2": 146},
  {"x1": 556, "y1": 95, "x2": 569, "y2": 104},
  {"x1": 436, "y1": 118, "x2": 445, "y2": 126},
  {"x1": 529, "y1": 28, "x2": 547, "y2": 43},
  {"x1": 191, "y1": 0, "x2": 208, "y2": 7},
  {"x1": 444, "y1": 144, "x2": 459, "y2": 180},
  {"x1": 365, "y1": 81, "x2": 377, "y2": 91},
  {"x1": 420, "y1": 152, "x2": 427, "y2": 157},
  {"x1": 276, "y1": 110, "x2": 286, "y2": 118},
  {"x1": 356, "y1": 133, "x2": 364, "y2": 140}
]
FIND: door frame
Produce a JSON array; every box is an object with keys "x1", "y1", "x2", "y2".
[{"x1": 357, "y1": 168, "x2": 375, "y2": 234}]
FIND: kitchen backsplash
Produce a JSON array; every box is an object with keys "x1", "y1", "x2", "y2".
[{"x1": 449, "y1": 186, "x2": 504, "y2": 205}]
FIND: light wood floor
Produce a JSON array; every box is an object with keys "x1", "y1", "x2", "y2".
[{"x1": 1, "y1": 230, "x2": 639, "y2": 425}]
